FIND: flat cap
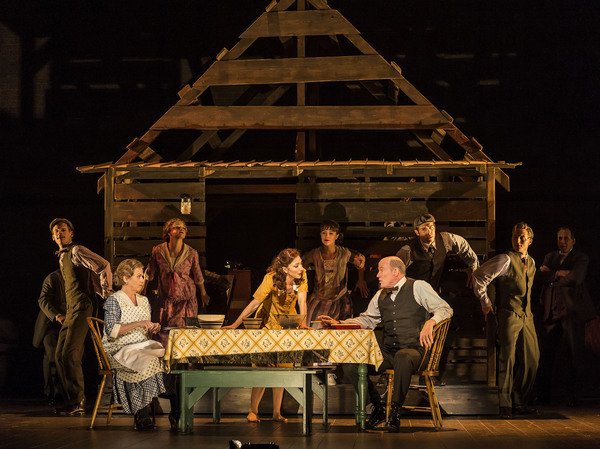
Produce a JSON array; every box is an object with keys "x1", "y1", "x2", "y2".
[
  {"x1": 49, "y1": 218, "x2": 74, "y2": 232},
  {"x1": 413, "y1": 213, "x2": 436, "y2": 230}
]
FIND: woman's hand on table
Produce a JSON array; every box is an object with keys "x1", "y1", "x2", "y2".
[{"x1": 221, "y1": 323, "x2": 239, "y2": 329}]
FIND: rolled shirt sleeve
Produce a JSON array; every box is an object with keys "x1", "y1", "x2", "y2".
[
  {"x1": 472, "y1": 253, "x2": 511, "y2": 307},
  {"x1": 413, "y1": 279, "x2": 453, "y2": 323},
  {"x1": 447, "y1": 232, "x2": 479, "y2": 270},
  {"x1": 72, "y1": 245, "x2": 113, "y2": 297}
]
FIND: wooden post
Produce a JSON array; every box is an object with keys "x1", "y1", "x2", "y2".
[
  {"x1": 104, "y1": 167, "x2": 115, "y2": 265},
  {"x1": 295, "y1": 0, "x2": 306, "y2": 161},
  {"x1": 486, "y1": 166, "x2": 497, "y2": 387}
]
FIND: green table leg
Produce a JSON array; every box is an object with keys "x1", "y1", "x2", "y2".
[
  {"x1": 357, "y1": 363, "x2": 367, "y2": 430},
  {"x1": 178, "y1": 373, "x2": 189, "y2": 432}
]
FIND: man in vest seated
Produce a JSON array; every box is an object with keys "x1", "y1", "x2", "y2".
[
  {"x1": 50, "y1": 218, "x2": 113, "y2": 415},
  {"x1": 396, "y1": 213, "x2": 479, "y2": 292},
  {"x1": 472, "y1": 222, "x2": 539, "y2": 419},
  {"x1": 319, "y1": 256, "x2": 453, "y2": 432}
]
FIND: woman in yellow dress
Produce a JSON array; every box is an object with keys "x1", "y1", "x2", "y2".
[{"x1": 224, "y1": 248, "x2": 307, "y2": 423}]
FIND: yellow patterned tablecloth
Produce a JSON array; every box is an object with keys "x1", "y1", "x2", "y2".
[{"x1": 164, "y1": 328, "x2": 383, "y2": 371}]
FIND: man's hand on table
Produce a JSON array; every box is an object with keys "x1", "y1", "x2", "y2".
[{"x1": 317, "y1": 315, "x2": 339, "y2": 327}]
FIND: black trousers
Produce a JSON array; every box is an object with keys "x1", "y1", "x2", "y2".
[
  {"x1": 343, "y1": 346, "x2": 423, "y2": 405},
  {"x1": 537, "y1": 317, "x2": 586, "y2": 401}
]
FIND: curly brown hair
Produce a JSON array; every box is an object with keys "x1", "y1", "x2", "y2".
[
  {"x1": 114, "y1": 259, "x2": 144, "y2": 287},
  {"x1": 267, "y1": 248, "x2": 304, "y2": 291}
]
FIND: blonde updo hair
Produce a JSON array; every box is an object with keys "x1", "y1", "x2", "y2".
[{"x1": 114, "y1": 259, "x2": 144, "y2": 287}]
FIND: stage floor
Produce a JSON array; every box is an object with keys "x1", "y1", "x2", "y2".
[{"x1": 1, "y1": 399, "x2": 599, "y2": 449}]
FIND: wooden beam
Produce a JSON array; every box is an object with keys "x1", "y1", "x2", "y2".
[
  {"x1": 412, "y1": 130, "x2": 454, "y2": 161},
  {"x1": 219, "y1": 38, "x2": 257, "y2": 61},
  {"x1": 114, "y1": 182, "x2": 205, "y2": 200},
  {"x1": 151, "y1": 105, "x2": 450, "y2": 130},
  {"x1": 240, "y1": 10, "x2": 359, "y2": 38},
  {"x1": 343, "y1": 33, "x2": 378, "y2": 55},
  {"x1": 206, "y1": 184, "x2": 297, "y2": 195},
  {"x1": 296, "y1": 181, "x2": 486, "y2": 200},
  {"x1": 111, "y1": 201, "x2": 205, "y2": 222},
  {"x1": 112, "y1": 225, "x2": 206, "y2": 238},
  {"x1": 444, "y1": 124, "x2": 510, "y2": 191},
  {"x1": 192, "y1": 55, "x2": 398, "y2": 87},
  {"x1": 296, "y1": 200, "x2": 487, "y2": 223}
]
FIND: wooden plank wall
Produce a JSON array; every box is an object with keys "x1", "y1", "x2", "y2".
[
  {"x1": 295, "y1": 173, "x2": 489, "y2": 257},
  {"x1": 105, "y1": 169, "x2": 206, "y2": 267},
  {"x1": 295, "y1": 170, "x2": 491, "y2": 384}
]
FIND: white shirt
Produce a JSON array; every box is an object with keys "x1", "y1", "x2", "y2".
[{"x1": 472, "y1": 253, "x2": 529, "y2": 307}]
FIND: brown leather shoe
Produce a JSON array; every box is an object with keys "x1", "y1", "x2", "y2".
[{"x1": 55, "y1": 399, "x2": 86, "y2": 416}]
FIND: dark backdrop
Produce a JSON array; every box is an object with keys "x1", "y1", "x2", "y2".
[{"x1": 1, "y1": 0, "x2": 598, "y2": 397}]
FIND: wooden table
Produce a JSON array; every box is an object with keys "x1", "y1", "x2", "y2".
[
  {"x1": 165, "y1": 328, "x2": 383, "y2": 431},
  {"x1": 172, "y1": 366, "x2": 329, "y2": 435}
]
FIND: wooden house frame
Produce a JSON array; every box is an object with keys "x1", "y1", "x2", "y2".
[{"x1": 79, "y1": 0, "x2": 519, "y2": 387}]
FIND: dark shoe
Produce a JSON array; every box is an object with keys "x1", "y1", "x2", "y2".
[
  {"x1": 420, "y1": 376, "x2": 446, "y2": 387},
  {"x1": 55, "y1": 399, "x2": 86, "y2": 416},
  {"x1": 134, "y1": 405, "x2": 155, "y2": 430},
  {"x1": 383, "y1": 402, "x2": 401, "y2": 433},
  {"x1": 513, "y1": 405, "x2": 537, "y2": 415},
  {"x1": 499, "y1": 406, "x2": 512, "y2": 419},
  {"x1": 366, "y1": 402, "x2": 386, "y2": 429},
  {"x1": 168, "y1": 411, "x2": 180, "y2": 432},
  {"x1": 375, "y1": 374, "x2": 388, "y2": 388}
]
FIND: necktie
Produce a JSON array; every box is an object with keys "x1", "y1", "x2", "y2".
[
  {"x1": 521, "y1": 256, "x2": 527, "y2": 270},
  {"x1": 427, "y1": 246, "x2": 435, "y2": 257}
]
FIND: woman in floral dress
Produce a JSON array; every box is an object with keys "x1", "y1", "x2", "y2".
[{"x1": 144, "y1": 218, "x2": 209, "y2": 346}]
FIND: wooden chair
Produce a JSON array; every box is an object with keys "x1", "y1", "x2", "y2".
[
  {"x1": 222, "y1": 274, "x2": 236, "y2": 325},
  {"x1": 87, "y1": 317, "x2": 121, "y2": 429},
  {"x1": 385, "y1": 318, "x2": 451, "y2": 429},
  {"x1": 87, "y1": 317, "x2": 157, "y2": 429}
]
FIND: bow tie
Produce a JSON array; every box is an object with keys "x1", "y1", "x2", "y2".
[{"x1": 381, "y1": 286, "x2": 399, "y2": 296}]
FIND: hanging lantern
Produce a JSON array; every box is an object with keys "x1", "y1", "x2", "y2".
[{"x1": 180, "y1": 194, "x2": 192, "y2": 215}]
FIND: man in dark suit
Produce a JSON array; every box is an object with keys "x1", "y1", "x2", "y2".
[
  {"x1": 33, "y1": 270, "x2": 66, "y2": 406},
  {"x1": 536, "y1": 226, "x2": 596, "y2": 405}
]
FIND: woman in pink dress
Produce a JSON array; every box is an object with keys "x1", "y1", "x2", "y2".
[{"x1": 144, "y1": 218, "x2": 209, "y2": 346}]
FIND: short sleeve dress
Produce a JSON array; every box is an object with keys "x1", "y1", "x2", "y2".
[
  {"x1": 145, "y1": 242, "x2": 205, "y2": 345},
  {"x1": 253, "y1": 271, "x2": 308, "y2": 329},
  {"x1": 302, "y1": 245, "x2": 362, "y2": 323},
  {"x1": 102, "y1": 290, "x2": 167, "y2": 414}
]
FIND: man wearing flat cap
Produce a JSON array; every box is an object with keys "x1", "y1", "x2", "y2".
[
  {"x1": 396, "y1": 213, "x2": 479, "y2": 292},
  {"x1": 49, "y1": 218, "x2": 113, "y2": 415}
]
